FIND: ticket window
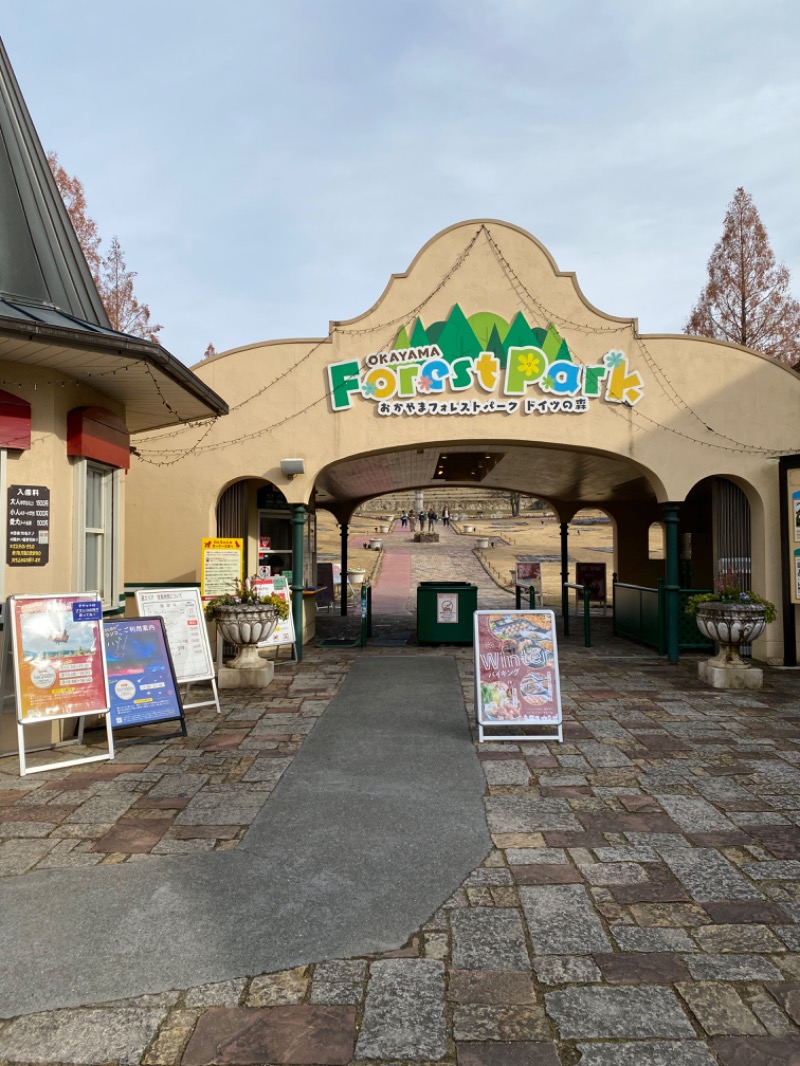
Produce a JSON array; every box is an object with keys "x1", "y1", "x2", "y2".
[
  {"x1": 257, "y1": 511, "x2": 292, "y2": 579},
  {"x1": 257, "y1": 509, "x2": 317, "y2": 585}
]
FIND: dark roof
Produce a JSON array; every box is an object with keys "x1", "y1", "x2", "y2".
[
  {"x1": 0, "y1": 38, "x2": 109, "y2": 323},
  {"x1": 0, "y1": 38, "x2": 227, "y2": 430}
]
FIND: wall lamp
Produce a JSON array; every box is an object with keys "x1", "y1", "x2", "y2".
[{"x1": 280, "y1": 458, "x2": 305, "y2": 480}]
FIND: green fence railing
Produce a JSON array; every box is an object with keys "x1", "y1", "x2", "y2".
[
  {"x1": 360, "y1": 583, "x2": 372, "y2": 647},
  {"x1": 613, "y1": 581, "x2": 713, "y2": 654}
]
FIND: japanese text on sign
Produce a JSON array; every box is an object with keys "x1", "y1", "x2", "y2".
[{"x1": 7, "y1": 485, "x2": 50, "y2": 567}]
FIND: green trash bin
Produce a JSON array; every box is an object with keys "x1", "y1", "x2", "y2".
[{"x1": 416, "y1": 581, "x2": 477, "y2": 644}]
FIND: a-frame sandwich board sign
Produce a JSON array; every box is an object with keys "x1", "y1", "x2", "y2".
[
  {"x1": 135, "y1": 587, "x2": 220, "y2": 714},
  {"x1": 474, "y1": 609, "x2": 563, "y2": 743},
  {"x1": 1, "y1": 592, "x2": 114, "y2": 776},
  {"x1": 104, "y1": 616, "x2": 187, "y2": 743}
]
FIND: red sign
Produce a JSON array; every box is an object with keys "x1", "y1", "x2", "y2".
[
  {"x1": 575, "y1": 562, "x2": 607, "y2": 603},
  {"x1": 10, "y1": 594, "x2": 109, "y2": 722},
  {"x1": 474, "y1": 611, "x2": 562, "y2": 730}
]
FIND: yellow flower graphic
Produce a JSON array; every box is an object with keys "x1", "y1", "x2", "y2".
[{"x1": 517, "y1": 352, "x2": 545, "y2": 377}]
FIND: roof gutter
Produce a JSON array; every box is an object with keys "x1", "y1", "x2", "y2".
[{"x1": 0, "y1": 315, "x2": 229, "y2": 418}]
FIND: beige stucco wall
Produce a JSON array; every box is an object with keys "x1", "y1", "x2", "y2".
[
  {"x1": 0, "y1": 361, "x2": 128, "y2": 601},
  {"x1": 124, "y1": 221, "x2": 800, "y2": 663},
  {"x1": 0, "y1": 361, "x2": 128, "y2": 755}
]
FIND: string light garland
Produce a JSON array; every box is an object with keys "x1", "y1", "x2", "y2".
[
  {"x1": 0, "y1": 360, "x2": 148, "y2": 389},
  {"x1": 133, "y1": 223, "x2": 800, "y2": 464},
  {"x1": 483, "y1": 229, "x2": 630, "y2": 336},
  {"x1": 483, "y1": 227, "x2": 800, "y2": 457},
  {"x1": 138, "y1": 225, "x2": 490, "y2": 452}
]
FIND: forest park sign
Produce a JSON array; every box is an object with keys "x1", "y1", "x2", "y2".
[{"x1": 328, "y1": 344, "x2": 644, "y2": 417}]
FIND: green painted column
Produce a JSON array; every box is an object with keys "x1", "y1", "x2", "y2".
[
  {"x1": 663, "y1": 502, "x2": 681, "y2": 664},
  {"x1": 560, "y1": 522, "x2": 569, "y2": 623},
  {"x1": 291, "y1": 504, "x2": 306, "y2": 661},
  {"x1": 340, "y1": 523, "x2": 349, "y2": 616}
]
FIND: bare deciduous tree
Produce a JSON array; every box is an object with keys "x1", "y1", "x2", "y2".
[
  {"x1": 685, "y1": 187, "x2": 800, "y2": 365},
  {"x1": 47, "y1": 153, "x2": 162, "y2": 342},
  {"x1": 46, "y1": 150, "x2": 102, "y2": 284},
  {"x1": 100, "y1": 236, "x2": 162, "y2": 341}
]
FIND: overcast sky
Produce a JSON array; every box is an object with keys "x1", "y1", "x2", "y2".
[{"x1": 3, "y1": 1, "x2": 799, "y2": 366}]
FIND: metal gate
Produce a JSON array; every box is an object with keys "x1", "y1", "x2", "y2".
[
  {"x1": 712, "y1": 477, "x2": 752, "y2": 658},
  {"x1": 713, "y1": 478, "x2": 751, "y2": 590},
  {"x1": 216, "y1": 482, "x2": 248, "y2": 543}
]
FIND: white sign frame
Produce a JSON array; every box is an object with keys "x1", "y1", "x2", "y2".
[
  {"x1": 251, "y1": 578, "x2": 296, "y2": 652},
  {"x1": 2, "y1": 592, "x2": 114, "y2": 776},
  {"x1": 474, "y1": 609, "x2": 563, "y2": 743},
  {"x1": 514, "y1": 559, "x2": 544, "y2": 607},
  {"x1": 135, "y1": 587, "x2": 220, "y2": 714}
]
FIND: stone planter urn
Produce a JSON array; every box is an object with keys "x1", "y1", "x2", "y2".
[
  {"x1": 215, "y1": 605, "x2": 278, "y2": 670},
  {"x1": 695, "y1": 602, "x2": 767, "y2": 689},
  {"x1": 369, "y1": 538, "x2": 383, "y2": 550},
  {"x1": 476, "y1": 537, "x2": 490, "y2": 549}
]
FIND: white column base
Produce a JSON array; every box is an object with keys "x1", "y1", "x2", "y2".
[
  {"x1": 218, "y1": 660, "x2": 275, "y2": 689},
  {"x1": 698, "y1": 659, "x2": 763, "y2": 690}
]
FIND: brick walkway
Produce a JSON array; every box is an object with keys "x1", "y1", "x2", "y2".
[{"x1": 1, "y1": 526, "x2": 800, "y2": 1063}]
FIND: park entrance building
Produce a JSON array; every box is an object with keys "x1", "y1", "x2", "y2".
[{"x1": 125, "y1": 221, "x2": 800, "y2": 664}]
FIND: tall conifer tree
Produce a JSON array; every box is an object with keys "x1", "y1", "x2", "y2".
[{"x1": 685, "y1": 187, "x2": 800, "y2": 365}]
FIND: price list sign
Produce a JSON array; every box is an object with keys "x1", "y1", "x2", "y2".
[
  {"x1": 135, "y1": 588, "x2": 214, "y2": 684},
  {"x1": 7, "y1": 485, "x2": 50, "y2": 566}
]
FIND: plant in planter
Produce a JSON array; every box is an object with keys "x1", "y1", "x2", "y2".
[
  {"x1": 205, "y1": 579, "x2": 290, "y2": 670},
  {"x1": 685, "y1": 582, "x2": 776, "y2": 687}
]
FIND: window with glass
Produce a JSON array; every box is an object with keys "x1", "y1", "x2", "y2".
[
  {"x1": 257, "y1": 508, "x2": 316, "y2": 586},
  {"x1": 75, "y1": 461, "x2": 118, "y2": 607},
  {"x1": 258, "y1": 510, "x2": 292, "y2": 578}
]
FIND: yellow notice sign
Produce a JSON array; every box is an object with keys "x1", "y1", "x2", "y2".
[{"x1": 201, "y1": 538, "x2": 243, "y2": 602}]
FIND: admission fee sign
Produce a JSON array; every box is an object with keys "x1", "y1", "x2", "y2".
[
  {"x1": 135, "y1": 587, "x2": 220, "y2": 714},
  {"x1": 104, "y1": 617, "x2": 186, "y2": 739},
  {"x1": 473, "y1": 609, "x2": 563, "y2": 743},
  {"x1": 2, "y1": 592, "x2": 114, "y2": 775}
]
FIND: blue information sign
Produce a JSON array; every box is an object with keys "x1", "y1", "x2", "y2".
[
  {"x1": 103, "y1": 617, "x2": 186, "y2": 734},
  {"x1": 72, "y1": 600, "x2": 103, "y2": 622}
]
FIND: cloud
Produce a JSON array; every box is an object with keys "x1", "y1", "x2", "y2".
[{"x1": 2, "y1": 0, "x2": 799, "y2": 362}]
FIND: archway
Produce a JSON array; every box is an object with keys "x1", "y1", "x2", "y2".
[
  {"x1": 683, "y1": 476, "x2": 754, "y2": 593},
  {"x1": 126, "y1": 220, "x2": 800, "y2": 663}
]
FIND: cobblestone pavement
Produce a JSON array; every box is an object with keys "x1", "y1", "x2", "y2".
[{"x1": 2, "y1": 527, "x2": 800, "y2": 1064}]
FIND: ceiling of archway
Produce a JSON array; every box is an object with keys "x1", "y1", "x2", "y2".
[{"x1": 313, "y1": 444, "x2": 656, "y2": 512}]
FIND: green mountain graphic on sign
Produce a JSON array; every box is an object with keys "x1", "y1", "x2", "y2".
[
  {"x1": 468, "y1": 312, "x2": 510, "y2": 348},
  {"x1": 392, "y1": 307, "x2": 571, "y2": 366}
]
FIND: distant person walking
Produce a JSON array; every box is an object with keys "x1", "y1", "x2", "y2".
[
  {"x1": 427, "y1": 508, "x2": 437, "y2": 533},
  {"x1": 400, "y1": 510, "x2": 408, "y2": 528},
  {"x1": 419, "y1": 510, "x2": 426, "y2": 531},
  {"x1": 408, "y1": 511, "x2": 416, "y2": 533},
  {"x1": 442, "y1": 506, "x2": 450, "y2": 527}
]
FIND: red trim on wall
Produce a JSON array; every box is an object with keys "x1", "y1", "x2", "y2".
[
  {"x1": 67, "y1": 406, "x2": 130, "y2": 470},
  {"x1": 0, "y1": 389, "x2": 31, "y2": 450}
]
